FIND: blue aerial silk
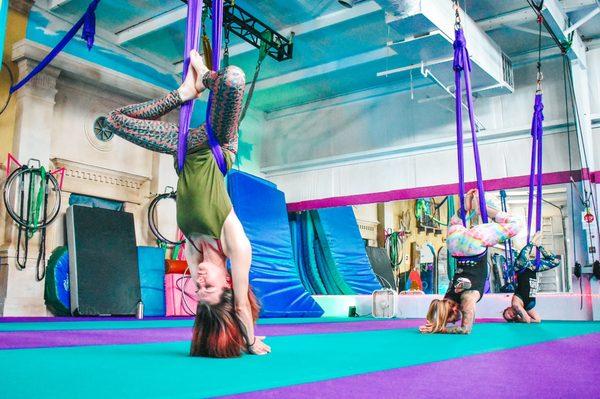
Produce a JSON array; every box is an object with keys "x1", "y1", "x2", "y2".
[{"x1": 10, "y1": 0, "x2": 99, "y2": 93}]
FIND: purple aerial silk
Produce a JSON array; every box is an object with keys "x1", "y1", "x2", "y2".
[
  {"x1": 527, "y1": 93, "x2": 544, "y2": 269},
  {"x1": 453, "y1": 28, "x2": 488, "y2": 225},
  {"x1": 204, "y1": 0, "x2": 228, "y2": 175},
  {"x1": 82, "y1": 2, "x2": 97, "y2": 49},
  {"x1": 177, "y1": 0, "x2": 227, "y2": 175},
  {"x1": 10, "y1": 0, "x2": 99, "y2": 94},
  {"x1": 500, "y1": 190, "x2": 515, "y2": 279},
  {"x1": 176, "y1": 0, "x2": 201, "y2": 171}
]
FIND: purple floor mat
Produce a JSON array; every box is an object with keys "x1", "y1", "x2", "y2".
[
  {"x1": 221, "y1": 332, "x2": 600, "y2": 399},
  {"x1": 0, "y1": 319, "x2": 423, "y2": 350},
  {"x1": 0, "y1": 316, "x2": 192, "y2": 323}
]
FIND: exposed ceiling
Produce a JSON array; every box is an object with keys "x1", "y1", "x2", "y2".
[{"x1": 37, "y1": 0, "x2": 600, "y2": 113}]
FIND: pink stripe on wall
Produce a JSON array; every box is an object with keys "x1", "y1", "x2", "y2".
[{"x1": 286, "y1": 169, "x2": 593, "y2": 212}]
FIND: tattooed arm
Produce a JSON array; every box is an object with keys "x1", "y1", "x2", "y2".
[
  {"x1": 527, "y1": 308, "x2": 542, "y2": 323},
  {"x1": 444, "y1": 290, "x2": 480, "y2": 334}
]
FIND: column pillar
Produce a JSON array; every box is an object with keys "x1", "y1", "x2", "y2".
[{"x1": 0, "y1": 56, "x2": 60, "y2": 316}]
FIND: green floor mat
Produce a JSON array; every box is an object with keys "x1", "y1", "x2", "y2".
[{"x1": 2, "y1": 321, "x2": 599, "y2": 398}]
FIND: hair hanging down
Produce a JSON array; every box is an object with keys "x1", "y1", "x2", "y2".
[
  {"x1": 425, "y1": 299, "x2": 453, "y2": 333},
  {"x1": 502, "y1": 307, "x2": 515, "y2": 322},
  {"x1": 190, "y1": 283, "x2": 260, "y2": 358}
]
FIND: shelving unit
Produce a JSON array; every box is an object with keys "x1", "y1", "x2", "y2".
[{"x1": 538, "y1": 216, "x2": 566, "y2": 292}]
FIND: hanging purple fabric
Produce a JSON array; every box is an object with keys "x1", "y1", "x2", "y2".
[
  {"x1": 500, "y1": 190, "x2": 515, "y2": 272},
  {"x1": 10, "y1": 0, "x2": 100, "y2": 94},
  {"x1": 82, "y1": 2, "x2": 97, "y2": 50},
  {"x1": 177, "y1": 0, "x2": 227, "y2": 175},
  {"x1": 453, "y1": 28, "x2": 488, "y2": 225},
  {"x1": 527, "y1": 93, "x2": 544, "y2": 269},
  {"x1": 204, "y1": 0, "x2": 228, "y2": 176},
  {"x1": 176, "y1": 0, "x2": 201, "y2": 171}
]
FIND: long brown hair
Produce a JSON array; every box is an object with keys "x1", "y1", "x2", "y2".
[
  {"x1": 190, "y1": 283, "x2": 260, "y2": 358},
  {"x1": 425, "y1": 299, "x2": 453, "y2": 333}
]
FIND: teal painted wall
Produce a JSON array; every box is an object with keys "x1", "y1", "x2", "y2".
[
  {"x1": 23, "y1": 6, "x2": 265, "y2": 175},
  {"x1": 0, "y1": 0, "x2": 8, "y2": 66},
  {"x1": 26, "y1": 8, "x2": 178, "y2": 90}
]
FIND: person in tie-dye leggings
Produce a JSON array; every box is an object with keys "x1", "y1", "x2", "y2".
[
  {"x1": 105, "y1": 50, "x2": 270, "y2": 358},
  {"x1": 420, "y1": 190, "x2": 521, "y2": 334}
]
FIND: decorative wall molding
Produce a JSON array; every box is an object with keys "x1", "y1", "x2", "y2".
[
  {"x1": 51, "y1": 158, "x2": 151, "y2": 204},
  {"x1": 82, "y1": 108, "x2": 115, "y2": 153},
  {"x1": 356, "y1": 219, "x2": 379, "y2": 242},
  {"x1": 16, "y1": 58, "x2": 61, "y2": 89},
  {"x1": 13, "y1": 58, "x2": 60, "y2": 102}
]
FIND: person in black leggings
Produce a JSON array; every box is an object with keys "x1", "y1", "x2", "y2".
[{"x1": 503, "y1": 232, "x2": 560, "y2": 323}]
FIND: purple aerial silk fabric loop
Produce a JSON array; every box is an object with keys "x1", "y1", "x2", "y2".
[
  {"x1": 527, "y1": 93, "x2": 544, "y2": 269},
  {"x1": 453, "y1": 28, "x2": 487, "y2": 225},
  {"x1": 9, "y1": 0, "x2": 100, "y2": 94},
  {"x1": 500, "y1": 191, "x2": 514, "y2": 267},
  {"x1": 454, "y1": 66, "x2": 466, "y2": 225},
  {"x1": 82, "y1": 4, "x2": 97, "y2": 50},
  {"x1": 205, "y1": 0, "x2": 228, "y2": 176},
  {"x1": 453, "y1": 29, "x2": 471, "y2": 73},
  {"x1": 176, "y1": 0, "x2": 201, "y2": 171},
  {"x1": 211, "y1": 0, "x2": 223, "y2": 72},
  {"x1": 177, "y1": 0, "x2": 227, "y2": 175}
]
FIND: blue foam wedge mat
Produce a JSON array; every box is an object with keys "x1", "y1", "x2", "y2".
[
  {"x1": 227, "y1": 170, "x2": 323, "y2": 317},
  {"x1": 312, "y1": 207, "x2": 382, "y2": 294}
]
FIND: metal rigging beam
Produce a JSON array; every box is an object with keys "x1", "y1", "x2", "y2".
[{"x1": 180, "y1": 0, "x2": 293, "y2": 62}]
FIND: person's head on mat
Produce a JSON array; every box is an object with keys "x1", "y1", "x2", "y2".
[
  {"x1": 502, "y1": 306, "x2": 518, "y2": 322},
  {"x1": 190, "y1": 261, "x2": 260, "y2": 358},
  {"x1": 502, "y1": 230, "x2": 553, "y2": 324},
  {"x1": 423, "y1": 298, "x2": 461, "y2": 333},
  {"x1": 420, "y1": 191, "x2": 515, "y2": 334},
  {"x1": 501, "y1": 297, "x2": 540, "y2": 324}
]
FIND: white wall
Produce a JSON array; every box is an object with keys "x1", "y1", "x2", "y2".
[
  {"x1": 587, "y1": 47, "x2": 600, "y2": 126},
  {"x1": 313, "y1": 291, "x2": 597, "y2": 320},
  {"x1": 261, "y1": 52, "x2": 598, "y2": 203},
  {"x1": 52, "y1": 80, "x2": 154, "y2": 179}
]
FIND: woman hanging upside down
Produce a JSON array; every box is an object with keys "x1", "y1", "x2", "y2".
[
  {"x1": 105, "y1": 50, "x2": 270, "y2": 357},
  {"x1": 420, "y1": 189, "x2": 520, "y2": 334},
  {"x1": 502, "y1": 232, "x2": 560, "y2": 323}
]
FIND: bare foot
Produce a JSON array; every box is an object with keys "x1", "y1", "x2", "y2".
[
  {"x1": 531, "y1": 231, "x2": 542, "y2": 247},
  {"x1": 189, "y1": 50, "x2": 210, "y2": 94},
  {"x1": 177, "y1": 57, "x2": 198, "y2": 102}
]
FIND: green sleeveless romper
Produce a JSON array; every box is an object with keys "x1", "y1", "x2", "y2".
[{"x1": 176, "y1": 148, "x2": 233, "y2": 239}]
